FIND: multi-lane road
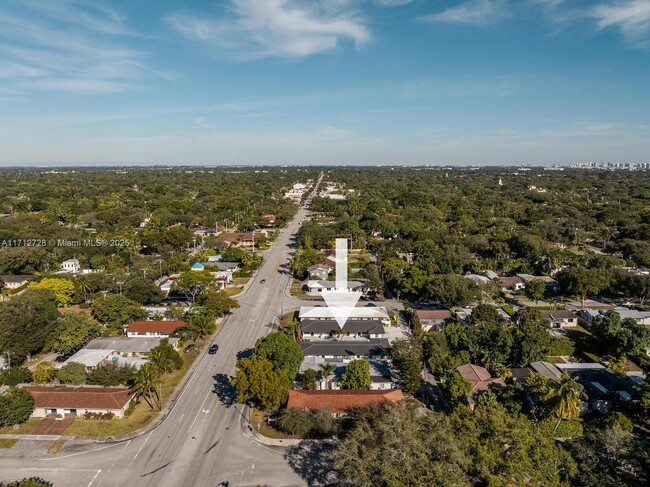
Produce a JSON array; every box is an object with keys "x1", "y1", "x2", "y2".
[{"x1": 1, "y1": 190, "x2": 319, "y2": 486}]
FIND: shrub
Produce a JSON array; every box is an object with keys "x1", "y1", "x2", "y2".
[
  {"x1": 0, "y1": 367, "x2": 32, "y2": 386},
  {"x1": 81, "y1": 411, "x2": 114, "y2": 420},
  {"x1": 1, "y1": 477, "x2": 53, "y2": 487},
  {"x1": 548, "y1": 338, "x2": 575, "y2": 356}
]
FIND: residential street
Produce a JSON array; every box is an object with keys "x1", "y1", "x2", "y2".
[{"x1": 1, "y1": 205, "x2": 314, "y2": 487}]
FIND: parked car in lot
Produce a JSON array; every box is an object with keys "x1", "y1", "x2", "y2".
[
  {"x1": 208, "y1": 344, "x2": 219, "y2": 355},
  {"x1": 183, "y1": 343, "x2": 196, "y2": 353}
]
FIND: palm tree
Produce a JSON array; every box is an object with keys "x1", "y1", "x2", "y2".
[
  {"x1": 131, "y1": 363, "x2": 163, "y2": 411},
  {"x1": 543, "y1": 373, "x2": 585, "y2": 431},
  {"x1": 76, "y1": 276, "x2": 92, "y2": 304},
  {"x1": 319, "y1": 363, "x2": 336, "y2": 390}
]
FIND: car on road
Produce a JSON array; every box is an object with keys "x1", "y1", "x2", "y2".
[
  {"x1": 183, "y1": 343, "x2": 196, "y2": 353},
  {"x1": 260, "y1": 278, "x2": 266, "y2": 284},
  {"x1": 208, "y1": 344, "x2": 219, "y2": 354}
]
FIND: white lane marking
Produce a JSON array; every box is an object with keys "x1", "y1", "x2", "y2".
[
  {"x1": 127, "y1": 431, "x2": 152, "y2": 470},
  {"x1": 178, "y1": 413, "x2": 184, "y2": 423},
  {"x1": 187, "y1": 389, "x2": 213, "y2": 434},
  {"x1": 41, "y1": 442, "x2": 125, "y2": 461},
  {"x1": 87, "y1": 469, "x2": 101, "y2": 487}
]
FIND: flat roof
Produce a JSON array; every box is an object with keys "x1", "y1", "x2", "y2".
[
  {"x1": 84, "y1": 337, "x2": 179, "y2": 353},
  {"x1": 301, "y1": 319, "x2": 385, "y2": 335},
  {"x1": 531, "y1": 361, "x2": 562, "y2": 379},
  {"x1": 300, "y1": 339, "x2": 389, "y2": 357},
  {"x1": 299, "y1": 305, "x2": 389, "y2": 321}
]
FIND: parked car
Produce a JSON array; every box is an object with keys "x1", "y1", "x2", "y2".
[
  {"x1": 260, "y1": 278, "x2": 266, "y2": 284},
  {"x1": 208, "y1": 344, "x2": 219, "y2": 355},
  {"x1": 183, "y1": 343, "x2": 196, "y2": 353}
]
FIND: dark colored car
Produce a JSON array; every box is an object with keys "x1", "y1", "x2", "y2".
[
  {"x1": 208, "y1": 344, "x2": 219, "y2": 355},
  {"x1": 183, "y1": 343, "x2": 196, "y2": 353},
  {"x1": 260, "y1": 278, "x2": 266, "y2": 284}
]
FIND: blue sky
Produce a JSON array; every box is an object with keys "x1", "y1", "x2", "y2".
[{"x1": 1, "y1": 0, "x2": 649, "y2": 165}]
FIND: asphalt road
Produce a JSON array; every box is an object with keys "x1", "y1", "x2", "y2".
[{"x1": 1, "y1": 200, "x2": 316, "y2": 486}]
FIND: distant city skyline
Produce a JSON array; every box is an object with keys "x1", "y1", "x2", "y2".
[{"x1": 1, "y1": 0, "x2": 649, "y2": 166}]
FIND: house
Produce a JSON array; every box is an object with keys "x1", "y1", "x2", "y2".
[
  {"x1": 517, "y1": 274, "x2": 560, "y2": 292},
  {"x1": 287, "y1": 389, "x2": 404, "y2": 416},
  {"x1": 301, "y1": 319, "x2": 386, "y2": 341},
  {"x1": 64, "y1": 337, "x2": 180, "y2": 370},
  {"x1": 304, "y1": 280, "x2": 366, "y2": 295},
  {"x1": 414, "y1": 309, "x2": 452, "y2": 332},
  {"x1": 307, "y1": 263, "x2": 332, "y2": 280},
  {"x1": 530, "y1": 361, "x2": 562, "y2": 380},
  {"x1": 0, "y1": 275, "x2": 34, "y2": 290},
  {"x1": 540, "y1": 310, "x2": 578, "y2": 329},
  {"x1": 204, "y1": 261, "x2": 240, "y2": 272},
  {"x1": 611, "y1": 307, "x2": 650, "y2": 325},
  {"x1": 61, "y1": 258, "x2": 81, "y2": 273},
  {"x1": 456, "y1": 364, "x2": 506, "y2": 409},
  {"x1": 159, "y1": 274, "x2": 181, "y2": 294},
  {"x1": 299, "y1": 305, "x2": 390, "y2": 324},
  {"x1": 464, "y1": 273, "x2": 491, "y2": 285},
  {"x1": 261, "y1": 214, "x2": 276, "y2": 226},
  {"x1": 219, "y1": 232, "x2": 255, "y2": 248},
  {"x1": 125, "y1": 320, "x2": 186, "y2": 337},
  {"x1": 300, "y1": 339, "x2": 390, "y2": 362},
  {"x1": 499, "y1": 276, "x2": 526, "y2": 291},
  {"x1": 24, "y1": 386, "x2": 132, "y2": 418},
  {"x1": 190, "y1": 262, "x2": 205, "y2": 272},
  {"x1": 510, "y1": 367, "x2": 532, "y2": 386}
]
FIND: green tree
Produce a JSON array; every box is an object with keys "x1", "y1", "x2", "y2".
[
  {"x1": 172, "y1": 270, "x2": 216, "y2": 303},
  {"x1": 543, "y1": 373, "x2": 585, "y2": 430},
  {"x1": 123, "y1": 277, "x2": 164, "y2": 305},
  {"x1": 557, "y1": 267, "x2": 603, "y2": 308},
  {"x1": 512, "y1": 308, "x2": 551, "y2": 366},
  {"x1": 57, "y1": 362, "x2": 87, "y2": 385},
  {"x1": 425, "y1": 274, "x2": 481, "y2": 308},
  {"x1": 252, "y1": 332, "x2": 303, "y2": 381},
  {"x1": 440, "y1": 370, "x2": 472, "y2": 408},
  {"x1": 231, "y1": 357, "x2": 290, "y2": 410},
  {"x1": 148, "y1": 338, "x2": 183, "y2": 373},
  {"x1": 319, "y1": 363, "x2": 336, "y2": 389},
  {"x1": 301, "y1": 368, "x2": 318, "y2": 390},
  {"x1": 0, "y1": 367, "x2": 33, "y2": 386},
  {"x1": 278, "y1": 407, "x2": 314, "y2": 436},
  {"x1": 51, "y1": 311, "x2": 102, "y2": 355},
  {"x1": 91, "y1": 294, "x2": 146, "y2": 332},
  {"x1": 0, "y1": 387, "x2": 34, "y2": 427},
  {"x1": 390, "y1": 335, "x2": 422, "y2": 393},
  {"x1": 591, "y1": 310, "x2": 650, "y2": 358},
  {"x1": 29, "y1": 278, "x2": 76, "y2": 307},
  {"x1": 525, "y1": 278, "x2": 546, "y2": 303},
  {"x1": 131, "y1": 363, "x2": 162, "y2": 411},
  {"x1": 87, "y1": 362, "x2": 136, "y2": 386},
  {"x1": 33, "y1": 362, "x2": 56, "y2": 384},
  {"x1": 0, "y1": 289, "x2": 59, "y2": 364},
  {"x1": 182, "y1": 312, "x2": 216, "y2": 340},
  {"x1": 198, "y1": 289, "x2": 239, "y2": 317},
  {"x1": 340, "y1": 360, "x2": 371, "y2": 390}
]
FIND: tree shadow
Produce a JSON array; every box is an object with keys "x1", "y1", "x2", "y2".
[
  {"x1": 212, "y1": 373, "x2": 237, "y2": 407},
  {"x1": 236, "y1": 347, "x2": 253, "y2": 360},
  {"x1": 284, "y1": 440, "x2": 339, "y2": 487}
]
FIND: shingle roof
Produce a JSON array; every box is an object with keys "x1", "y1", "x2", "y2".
[
  {"x1": 24, "y1": 386, "x2": 131, "y2": 410},
  {"x1": 127, "y1": 321, "x2": 186, "y2": 334},
  {"x1": 300, "y1": 339, "x2": 389, "y2": 357},
  {"x1": 301, "y1": 319, "x2": 385, "y2": 335},
  {"x1": 456, "y1": 364, "x2": 506, "y2": 394},
  {"x1": 541, "y1": 310, "x2": 577, "y2": 320},
  {"x1": 0, "y1": 275, "x2": 34, "y2": 284},
  {"x1": 287, "y1": 389, "x2": 404, "y2": 413}
]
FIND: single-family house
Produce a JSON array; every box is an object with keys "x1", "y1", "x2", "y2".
[
  {"x1": 456, "y1": 364, "x2": 506, "y2": 410},
  {"x1": 64, "y1": 337, "x2": 180, "y2": 370},
  {"x1": 190, "y1": 262, "x2": 205, "y2": 272},
  {"x1": 540, "y1": 310, "x2": 578, "y2": 329},
  {"x1": 61, "y1": 258, "x2": 81, "y2": 274},
  {"x1": 286, "y1": 389, "x2": 404, "y2": 417},
  {"x1": 24, "y1": 386, "x2": 132, "y2": 418},
  {"x1": 125, "y1": 320, "x2": 186, "y2": 338},
  {"x1": 307, "y1": 263, "x2": 331, "y2": 280},
  {"x1": 499, "y1": 276, "x2": 526, "y2": 291},
  {"x1": 517, "y1": 274, "x2": 560, "y2": 292},
  {"x1": 0, "y1": 275, "x2": 34, "y2": 290},
  {"x1": 219, "y1": 232, "x2": 255, "y2": 248},
  {"x1": 612, "y1": 307, "x2": 650, "y2": 325},
  {"x1": 414, "y1": 309, "x2": 453, "y2": 332},
  {"x1": 465, "y1": 273, "x2": 491, "y2": 285},
  {"x1": 530, "y1": 361, "x2": 562, "y2": 380},
  {"x1": 261, "y1": 214, "x2": 276, "y2": 226}
]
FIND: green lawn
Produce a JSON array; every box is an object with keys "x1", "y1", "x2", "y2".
[
  {"x1": 232, "y1": 277, "x2": 250, "y2": 286},
  {"x1": 544, "y1": 356, "x2": 566, "y2": 364},
  {"x1": 0, "y1": 418, "x2": 40, "y2": 435},
  {"x1": 0, "y1": 439, "x2": 18, "y2": 448},
  {"x1": 251, "y1": 409, "x2": 296, "y2": 440}
]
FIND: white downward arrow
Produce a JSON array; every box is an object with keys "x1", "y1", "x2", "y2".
[{"x1": 322, "y1": 238, "x2": 361, "y2": 329}]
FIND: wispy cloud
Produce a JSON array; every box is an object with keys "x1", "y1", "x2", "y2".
[
  {"x1": 167, "y1": 0, "x2": 371, "y2": 59},
  {"x1": 590, "y1": 0, "x2": 650, "y2": 46},
  {"x1": 0, "y1": 0, "x2": 165, "y2": 94},
  {"x1": 420, "y1": 0, "x2": 510, "y2": 26}
]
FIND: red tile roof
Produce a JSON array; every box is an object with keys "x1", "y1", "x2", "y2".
[
  {"x1": 456, "y1": 364, "x2": 506, "y2": 394},
  {"x1": 127, "y1": 320, "x2": 186, "y2": 334},
  {"x1": 287, "y1": 389, "x2": 404, "y2": 414},
  {"x1": 24, "y1": 386, "x2": 131, "y2": 410},
  {"x1": 416, "y1": 310, "x2": 452, "y2": 321},
  {"x1": 220, "y1": 232, "x2": 254, "y2": 243}
]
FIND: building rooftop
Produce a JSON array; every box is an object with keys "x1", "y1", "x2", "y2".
[
  {"x1": 300, "y1": 339, "x2": 390, "y2": 357},
  {"x1": 0, "y1": 275, "x2": 34, "y2": 284},
  {"x1": 24, "y1": 386, "x2": 131, "y2": 410},
  {"x1": 530, "y1": 361, "x2": 562, "y2": 379},
  {"x1": 83, "y1": 337, "x2": 180, "y2": 353},
  {"x1": 299, "y1": 305, "x2": 389, "y2": 321},
  {"x1": 287, "y1": 389, "x2": 404, "y2": 414},
  {"x1": 127, "y1": 320, "x2": 186, "y2": 335},
  {"x1": 540, "y1": 310, "x2": 578, "y2": 320},
  {"x1": 301, "y1": 319, "x2": 385, "y2": 335},
  {"x1": 415, "y1": 310, "x2": 452, "y2": 321}
]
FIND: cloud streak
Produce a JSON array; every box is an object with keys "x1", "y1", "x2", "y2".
[
  {"x1": 420, "y1": 0, "x2": 510, "y2": 26},
  {"x1": 590, "y1": 0, "x2": 650, "y2": 46},
  {"x1": 168, "y1": 0, "x2": 371, "y2": 59}
]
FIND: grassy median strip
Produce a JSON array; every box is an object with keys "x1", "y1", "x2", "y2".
[
  {"x1": 47, "y1": 439, "x2": 66, "y2": 453},
  {"x1": 0, "y1": 439, "x2": 19, "y2": 448}
]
